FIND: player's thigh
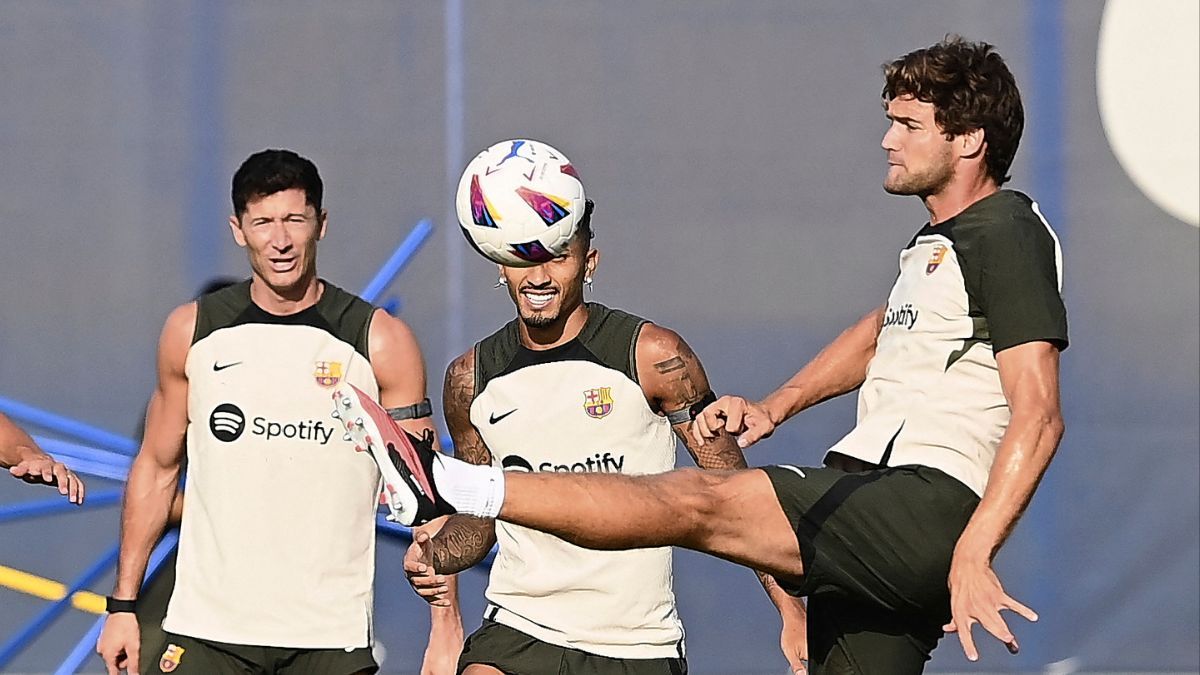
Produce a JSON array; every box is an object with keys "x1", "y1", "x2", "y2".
[
  {"x1": 458, "y1": 620, "x2": 563, "y2": 675},
  {"x1": 807, "y1": 592, "x2": 934, "y2": 675},
  {"x1": 691, "y1": 468, "x2": 805, "y2": 582},
  {"x1": 151, "y1": 633, "x2": 257, "y2": 674}
]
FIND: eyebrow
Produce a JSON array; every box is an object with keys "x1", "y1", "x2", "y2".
[
  {"x1": 251, "y1": 212, "x2": 309, "y2": 221},
  {"x1": 886, "y1": 113, "x2": 921, "y2": 126}
]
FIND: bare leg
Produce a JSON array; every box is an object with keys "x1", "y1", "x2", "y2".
[
  {"x1": 499, "y1": 468, "x2": 805, "y2": 582},
  {"x1": 462, "y1": 666, "x2": 503, "y2": 674}
]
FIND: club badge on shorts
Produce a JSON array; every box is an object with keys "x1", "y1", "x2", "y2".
[
  {"x1": 314, "y1": 361, "x2": 343, "y2": 388},
  {"x1": 159, "y1": 644, "x2": 185, "y2": 673},
  {"x1": 926, "y1": 244, "x2": 948, "y2": 275},
  {"x1": 583, "y1": 387, "x2": 614, "y2": 419}
]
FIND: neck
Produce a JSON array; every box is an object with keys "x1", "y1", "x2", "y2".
[
  {"x1": 923, "y1": 173, "x2": 999, "y2": 225},
  {"x1": 519, "y1": 302, "x2": 589, "y2": 350},
  {"x1": 249, "y1": 271, "x2": 322, "y2": 315}
]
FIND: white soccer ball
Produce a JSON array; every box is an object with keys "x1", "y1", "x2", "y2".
[{"x1": 455, "y1": 139, "x2": 586, "y2": 267}]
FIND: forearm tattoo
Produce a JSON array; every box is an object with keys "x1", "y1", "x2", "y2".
[
  {"x1": 430, "y1": 515, "x2": 495, "y2": 574},
  {"x1": 430, "y1": 351, "x2": 497, "y2": 574},
  {"x1": 442, "y1": 352, "x2": 492, "y2": 465},
  {"x1": 655, "y1": 339, "x2": 748, "y2": 471}
]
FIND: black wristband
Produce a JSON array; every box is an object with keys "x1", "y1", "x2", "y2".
[
  {"x1": 106, "y1": 596, "x2": 137, "y2": 613},
  {"x1": 665, "y1": 391, "x2": 719, "y2": 425},
  {"x1": 387, "y1": 398, "x2": 433, "y2": 421}
]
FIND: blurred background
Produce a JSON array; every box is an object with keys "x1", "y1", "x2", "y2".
[{"x1": 1, "y1": 1, "x2": 1196, "y2": 673}]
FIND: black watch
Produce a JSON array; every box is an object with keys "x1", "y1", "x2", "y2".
[{"x1": 105, "y1": 596, "x2": 137, "y2": 613}]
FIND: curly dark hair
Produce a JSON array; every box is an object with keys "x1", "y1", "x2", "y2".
[
  {"x1": 883, "y1": 36, "x2": 1024, "y2": 185},
  {"x1": 231, "y1": 149, "x2": 323, "y2": 217}
]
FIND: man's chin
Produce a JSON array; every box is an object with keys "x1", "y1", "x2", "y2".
[
  {"x1": 883, "y1": 179, "x2": 919, "y2": 196},
  {"x1": 255, "y1": 271, "x2": 309, "y2": 297},
  {"x1": 520, "y1": 311, "x2": 558, "y2": 329}
]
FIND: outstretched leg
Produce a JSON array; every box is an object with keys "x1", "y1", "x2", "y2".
[
  {"x1": 334, "y1": 383, "x2": 805, "y2": 581},
  {"x1": 496, "y1": 467, "x2": 805, "y2": 582}
]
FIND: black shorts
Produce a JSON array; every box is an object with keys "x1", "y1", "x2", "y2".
[
  {"x1": 761, "y1": 463, "x2": 980, "y2": 674},
  {"x1": 154, "y1": 632, "x2": 377, "y2": 675},
  {"x1": 458, "y1": 620, "x2": 687, "y2": 675}
]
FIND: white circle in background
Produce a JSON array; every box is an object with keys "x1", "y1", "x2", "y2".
[{"x1": 1097, "y1": 0, "x2": 1200, "y2": 227}]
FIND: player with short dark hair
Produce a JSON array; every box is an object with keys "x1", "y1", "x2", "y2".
[
  {"x1": 98, "y1": 149, "x2": 437, "y2": 675},
  {"x1": 405, "y1": 183, "x2": 805, "y2": 674},
  {"x1": 343, "y1": 37, "x2": 1066, "y2": 674}
]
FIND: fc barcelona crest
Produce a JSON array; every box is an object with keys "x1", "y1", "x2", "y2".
[
  {"x1": 583, "y1": 387, "x2": 614, "y2": 419},
  {"x1": 926, "y1": 244, "x2": 948, "y2": 275},
  {"x1": 159, "y1": 644, "x2": 185, "y2": 673},
  {"x1": 314, "y1": 361, "x2": 343, "y2": 388}
]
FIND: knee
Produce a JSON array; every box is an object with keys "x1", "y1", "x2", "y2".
[{"x1": 663, "y1": 469, "x2": 734, "y2": 546}]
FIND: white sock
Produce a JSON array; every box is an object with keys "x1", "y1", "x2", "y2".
[{"x1": 432, "y1": 453, "x2": 505, "y2": 518}]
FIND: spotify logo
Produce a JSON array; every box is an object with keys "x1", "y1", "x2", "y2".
[{"x1": 209, "y1": 403, "x2": 246, "y2": 442}]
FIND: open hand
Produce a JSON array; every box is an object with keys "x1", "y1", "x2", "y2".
[
  {"x1": 10, "y1": 455, "x2": 85, "y2": 504},
  {"x1": 945, "y1": 558, "x2": 1038, "y2": 661},
  {"x1": 404, "y1": 530, "x2": 451, "y2": 606}
]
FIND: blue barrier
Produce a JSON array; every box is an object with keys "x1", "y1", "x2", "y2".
[
  {"x1": 0, "y1": 489, "x2": 123, "y2": 524},
  {"x1": 361, "y1": 218, "x2": 435, "y2": 303},
  {"x1": 0, "y1": 543, "x2": 121, "y2": 669},
  {"x1": 33, "y1": 436, "x2": 133, "y2": 468},
  {"x1": 33, "y1": 436, "x2": 133, "y2": 481},
  {"x1": 0, "y1": 397, "x2": 137, "y2": 455}
]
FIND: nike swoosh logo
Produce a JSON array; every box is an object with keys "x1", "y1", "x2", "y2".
[
  {"x1": 778, "y1": 465, "x2": 807, "y2": 479},
  {"x1": 489, "y1": 409, "x2": 518, "y2": 424},
  {"x1": 212, "y1": 361, "x2": 243, "y2": 372}
]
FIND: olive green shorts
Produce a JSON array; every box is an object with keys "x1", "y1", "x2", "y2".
[
  {"x1": 762, "y1": 463, "x2": 980, "y2": 674},
  {"x1": 458, "y1": 619, "x2": 686, "y2": 675},
  {"x1": 152, "y1": 632, "x2": 376, "y2": 675}
]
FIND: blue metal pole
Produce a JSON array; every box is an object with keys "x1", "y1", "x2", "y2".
[
  {"x1": 0, "y1": 490, "x2": 123, "y2": 524},
  {"x1": 444, "y1": 0, "x2": 467, "y2": 363},
  {"x1": 360, "y1": 218, "x2": 435, "y2": 303},
  {"x1": 32, "y1": 456, "x2": 128, "y2": 483},
  {"x1": 185, "y1": 0, "x2": 226, "y2": 290},
  {"x1": 33, "y1": 437, "x2": 132, "y2": 482},
  {"x1": 34, "y1": 436, "x2": 135, "y2": 468},
  {"x1": 53, "y1": 532, "x2": 179, "y2": 675},
  {"x1": 1025, "y1": 3, "x2": 1065, "y2": 668},
  {"x1": 0, "y1": 543, "x2": 121, "y2": 669},
  {"x1": 0, "y1": 397, "x2": 136, "y2": 455}
]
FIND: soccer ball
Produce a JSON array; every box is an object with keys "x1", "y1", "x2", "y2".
[{"x1": 455, "y1": 139, "x2": 586, "y2": 267}]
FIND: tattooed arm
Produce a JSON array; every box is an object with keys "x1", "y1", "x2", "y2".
[
  {"x1": 427, "y1": 349, "x2": 498, "y2": 573},
  {"x1": 636, "y1": 324, "x2": 809, "y2": 673},
  {"x1": 405, "y1": 348, "x2": 498, "y2": 674}
]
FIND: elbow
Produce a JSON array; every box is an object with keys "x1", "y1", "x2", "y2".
[
  {"x1": 1037, "y1": 409, "x2": 1065, "y2": 451},
  {"x1": 1051, "y1": 413, "x2": 1065, "y2": 441}
]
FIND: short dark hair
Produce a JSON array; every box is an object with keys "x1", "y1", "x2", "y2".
[
  {"x1": 575, "y1": 199, "x2": 595, "y2": 245},
  {"x1": 883, "y1": 36, "x2": 1024, "y2": 185},
  {"x1": 231, "y1": 149, "x2": 324, "y2": 217}
]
